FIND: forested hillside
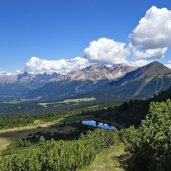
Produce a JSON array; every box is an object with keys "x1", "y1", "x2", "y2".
[
  {"x1": 90, "y1": 86, "x2": 171, "y2": 127},
  {"x1": 84, "y1": 62, "x2": 171, "y2": 100}
]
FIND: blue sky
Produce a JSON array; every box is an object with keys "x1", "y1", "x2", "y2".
[{"x1": 0, "y1": 0, "x2": 171, "y2": 73}]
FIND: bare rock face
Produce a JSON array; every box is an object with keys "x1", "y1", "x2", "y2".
[
  {"x1": 0, "y1": 64, "x2": 135, "y2": 84},
  {"x1": 66, "y1": 64, "x2": 135, "y2": 81}
]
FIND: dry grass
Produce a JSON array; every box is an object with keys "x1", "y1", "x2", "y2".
[
  {"x1": 38, "y1": 97, "x2": 96, "y2": 107},
  {"x1": 0, "y1": 119, "x2": 62, "y2": 151}
]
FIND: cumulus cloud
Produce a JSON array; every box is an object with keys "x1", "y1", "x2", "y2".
[
  {"x1": 130, "y1": 6, "x2": 171, "y2": 58},
  {"x1": 84, "y1": 38, "x2": 129, "y2": 64},
  {"x1": 24, "y1": 57, "x2": 90, "y2": 74},
  {"x1": 130, "y1": 6, "x2": 171, "y2": 49},
  {"x1": 23, "y1": 38, "x2": 131, "y2": 74},
  {"x1": 129, "y1": 43, "x2": 168, "y2": 59},
  {"x1": 165, "y1": 61, "x2": 171, "y2": 69},
  {"x1": 129, "y1": 59, "x2": 151, "y2": 67}
]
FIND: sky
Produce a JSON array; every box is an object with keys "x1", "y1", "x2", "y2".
[{"x1": 0, "y1": 0, "x2": 171, "y2": 74}]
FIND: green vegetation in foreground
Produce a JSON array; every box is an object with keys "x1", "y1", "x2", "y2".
[
  {"x1": 0, "y1": 129, "x2": 120, "y2": 171},
  {"x1": 122, "y1": 100, "x2": 171, "y2": 171},
  {"x1": 0, "y1": 100, "x2": 171, "y2": 170}
]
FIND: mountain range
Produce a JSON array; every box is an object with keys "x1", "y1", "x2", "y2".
[
  {"x1": 87, "y1": 61, "x2": 171, "y2": 100},
  {"x1": 0, "y1": 61, "x2": 171, "y2": 103}
]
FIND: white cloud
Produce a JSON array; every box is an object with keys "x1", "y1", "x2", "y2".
[
  {"x1": 24, "y1": 56, "x2": 90, "y2": 74},
  {"x1": 130, "y1": 6, "x2": 171, "y2": 49},
  {"x1": 165, "y1": 61, "x2": 171, "y2": 69},
  {"x1": 130, "y1": 6, "x2": 171, "y2": 59},
  {"x1": 130, "y1": 43, "x2": 168, "y2": 59},
  {"x1": 84, "y1": 38, "x2": 129, "y2": 64},
  {"x1": 129, "y1": 59, "x2": 151, "y2": 67},
  {"x1": 24, "y1": 38, "x2": 130, "y2": 74},
  {"x1": 0, "y1": 71, "x2": 15, "y2": 76}
]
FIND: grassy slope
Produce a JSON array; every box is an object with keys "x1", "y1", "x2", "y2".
[
  {"x1": 80, "y1": 143, "x2": 126, "y2": 171},
  {"x1": 0, "y1": 119, "x2": 62, "y2": 151},
  {"x1": 0, "y1": 114, "x2": 95, "y2": 151},
  {"x1": 38, "y1": 97, "x2": 96, "y2": 107}
]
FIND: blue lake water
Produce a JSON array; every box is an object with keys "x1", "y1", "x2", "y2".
[{"x1": 82, "y1": 120, "x2": 115, "y2": 130}]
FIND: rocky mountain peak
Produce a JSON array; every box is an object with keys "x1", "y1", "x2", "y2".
[{"x1": 66, "y1": 63, "x2": 135, "y2": 81}]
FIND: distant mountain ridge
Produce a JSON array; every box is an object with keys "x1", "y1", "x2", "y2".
[
  {"x1": 86, "y1": 61, "x2": 171, "y2": 100},
  {"x1": 0, "y1": 63, "x2": 133, "y2": 102},
  {"x1": 23, "y1": 64, "x2": 135, "y2": 101},
  {"x1": 67, "y1": 64, "x2": 134, "y2": 81},
  {"x1": 0, "y1": 62, "x2": 171, "y2": 103},
  {"x1": 0, "y1": 63, "x2": 134, "y2": 84}
]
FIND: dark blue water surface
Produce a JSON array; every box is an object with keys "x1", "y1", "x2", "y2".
[{"x1": 82, "y1": 120, "x2": 115, "y2": 130}]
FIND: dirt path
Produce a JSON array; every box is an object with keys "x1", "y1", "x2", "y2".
[{"x1": 80, "y1": 143, "x2": 126, "y2": 171}]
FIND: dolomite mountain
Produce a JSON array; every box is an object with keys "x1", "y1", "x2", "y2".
[
  {"x1": 0, "y1": 63, "x2": 134, "y2": 84},
  {"x1": 0, "y1": 63, "x2": 134, "y2": 102},
  {"x1": 1, "y1": 62, "x2": 171, "y2": 103}
]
